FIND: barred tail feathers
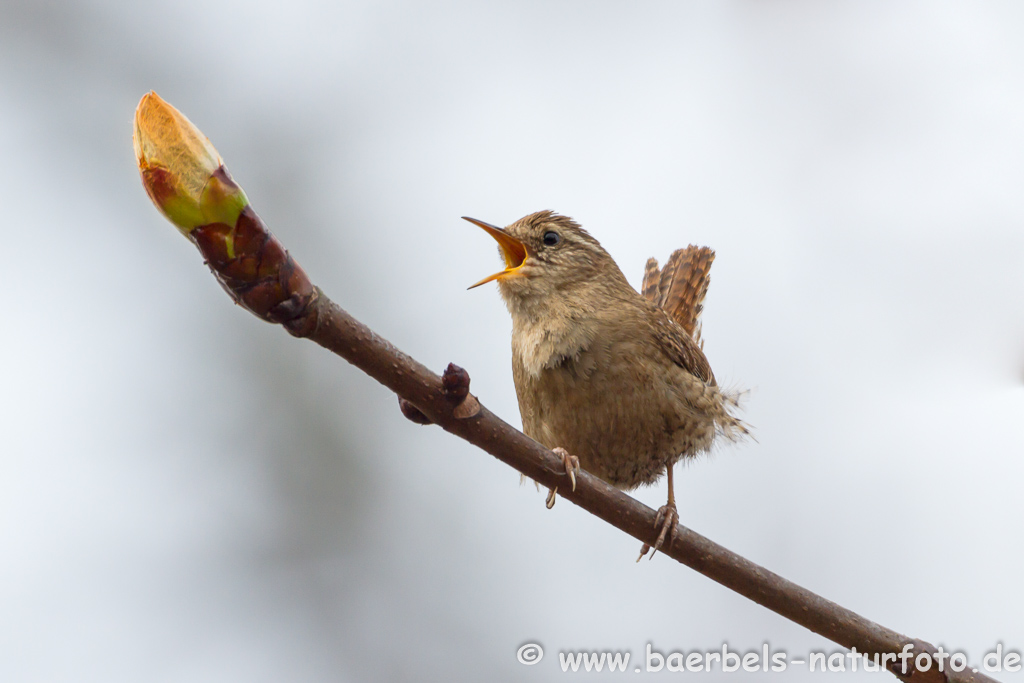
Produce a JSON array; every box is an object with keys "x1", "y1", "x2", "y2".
[{"x1": 643, "y1": 246, "x2": 715, "y2": 346}]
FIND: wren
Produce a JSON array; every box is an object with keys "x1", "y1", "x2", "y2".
[{"x1": 466, "y1": 211, "x2": 747, "y2": 559}]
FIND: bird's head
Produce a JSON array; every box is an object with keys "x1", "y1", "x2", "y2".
[{"x1": 464, "y1": 211, "x2": 627, "y2": 306}]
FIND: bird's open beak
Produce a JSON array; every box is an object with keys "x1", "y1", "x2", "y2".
[{"x1": 463, "y1": 216, "x2": 530, "y2": 289}]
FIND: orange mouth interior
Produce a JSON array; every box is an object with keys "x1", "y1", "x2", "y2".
[{"x1": 463, "y1": 217, "x2": 529, "y2": 288}]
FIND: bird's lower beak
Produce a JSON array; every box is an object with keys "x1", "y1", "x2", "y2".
[{"x1": 463, "y1": 216, "x2": 530, "y2": 289}]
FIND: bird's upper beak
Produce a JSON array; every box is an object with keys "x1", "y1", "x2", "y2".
[{"x1": 463, "y1": 216, "x2": 529, "y2": 289}]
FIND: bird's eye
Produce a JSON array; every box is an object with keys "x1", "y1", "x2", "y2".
[{"x1": 542, "y1": 231, "x2": 561, "y2": 246}]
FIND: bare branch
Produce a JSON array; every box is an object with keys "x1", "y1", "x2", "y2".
[{"x1": 283, "y1": 291, "x2": 993, "y2": 683}]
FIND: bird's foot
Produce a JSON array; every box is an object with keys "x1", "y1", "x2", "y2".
[
  {"x1": 553, "y1": 447, "x2": 580, "y2": 491},
  {"x1": 636, "y1": 503, "x2": 679, "y2": 562},
  {"x1": 543, "y1": 447, "x2": 580, "y2": 509}
]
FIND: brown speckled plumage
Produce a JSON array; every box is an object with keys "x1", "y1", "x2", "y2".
[{"x1": 492, "y1": 211, "x2": 746, "y2": 490}]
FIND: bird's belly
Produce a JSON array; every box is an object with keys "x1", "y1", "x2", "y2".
[{"x1": 520, "y1": 351, "x2": 716, "y2": 489}]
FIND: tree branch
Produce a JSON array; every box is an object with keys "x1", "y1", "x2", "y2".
[
  {"x1": 287, "y1": 292, "x2": 992, "y2": 683},
  {"x1": 132, "y1": 91, "x2": 1001, "y2": 683}
]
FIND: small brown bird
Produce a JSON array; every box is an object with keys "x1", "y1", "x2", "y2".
[{"x1": 466, "y1": 210, "x2": 747, "y2": 559}]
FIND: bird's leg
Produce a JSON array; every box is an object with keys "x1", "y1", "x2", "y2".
[
  {"x1": 544, "y1": 447, "x2": 580, "y2": 509},
  {"x1": 637, "y1": 465, "x2": 679, "y2": 561}
]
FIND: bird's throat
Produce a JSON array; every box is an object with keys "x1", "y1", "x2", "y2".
[{"x1": 510, "y1": 308, "x2": 596, "y2": 379}]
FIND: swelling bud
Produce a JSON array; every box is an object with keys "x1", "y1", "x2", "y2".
[{"x1": 133, "y1": 91, "x2": 248, "y2": 234}]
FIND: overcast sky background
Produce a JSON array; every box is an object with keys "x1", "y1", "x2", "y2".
[{"x1": 1, "y1": 1, "x2": 1023, "y2": 681}]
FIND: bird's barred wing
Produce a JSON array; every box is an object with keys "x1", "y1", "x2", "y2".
[
  {"x1": 651, "y1": 312, "x2": 715, "y2": 386},
  {"x1": 642, "y1": 245, "x2": 715, "y2": 346}
]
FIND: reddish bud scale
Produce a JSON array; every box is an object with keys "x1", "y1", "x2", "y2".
[
  {"x1": 441, "y1": 363, "x2": 471, "y2": 401},
  {"x1": 191, "y1": 205, "x2": 316, "y2": 325},
  {"x1": 138, "y1": 164, "x2": 179, "y2": 210}
]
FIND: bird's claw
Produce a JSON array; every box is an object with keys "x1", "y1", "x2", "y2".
[
  {"x1": 552, "y1": 447, "x2": 580, "y2": 491},
  {"x1": 543, "y1": 448, "x2": 579, "y2": 510},
  {"x1": 637, "y1": 503, "x2": 679, "y2": 562}
]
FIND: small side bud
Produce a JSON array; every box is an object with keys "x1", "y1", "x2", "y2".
[
  {"x1": 442, "y1": 363, "x2": 480, "y2": 419},
  {"x1": 441, "y1": 363, "x2": 471, "y2": 401},
  {"x1": 399, "y1": 397, "x2": 433, "y2": 425}
]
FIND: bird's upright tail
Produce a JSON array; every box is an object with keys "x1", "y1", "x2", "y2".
[
  {"x1": 642, "y1": 245, "x2": 715, "y2": 348},
  {"x1": 645, "y1": 246, "x2": 752, "y2": 443}
]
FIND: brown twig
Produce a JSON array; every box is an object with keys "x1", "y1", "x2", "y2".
[{"x1": 271, "y1": 292, "x2": 994, "y2": 683}]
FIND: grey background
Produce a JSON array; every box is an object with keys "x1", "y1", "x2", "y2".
[{"x1": 1, "y1": 1, "x2": 1022, "y2": 681}]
